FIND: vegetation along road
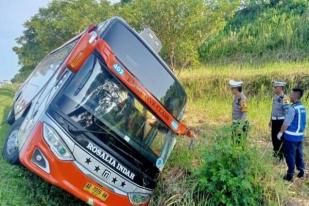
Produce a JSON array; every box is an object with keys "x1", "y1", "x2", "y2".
[
  {"x1": 2, "y1": 0, "x2": 309, "y2": 205},
  {"x1": 1, "y1": 63, "x2": 309, "y2": 205}
]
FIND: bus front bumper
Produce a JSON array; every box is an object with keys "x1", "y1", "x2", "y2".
[{"x1": 19, "y1": 123, "x2": 138, "y2": 206}]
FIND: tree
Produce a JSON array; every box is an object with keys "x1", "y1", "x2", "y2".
[
  {"x1": 121, "y1": 0, "x2": 132, "y2": 4},
  {"x1": 119, "y1": 0, "x2": 239, "y2": 69},
  {"x1": 13, "y1": 0, "x2": 239, "y2": 81},
  {"x1": 13, "y1": 0, "x2": 112, "y2": 81}
]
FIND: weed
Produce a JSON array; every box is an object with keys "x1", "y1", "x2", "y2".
[{"x1": 194, "y1": 126, "x2": 284, "y2": 206}]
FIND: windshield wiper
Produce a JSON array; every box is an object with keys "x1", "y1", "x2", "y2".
[
  {"x1": 68, "y1": 124, "x2": 145, "y2": 166},
  {"x1": 68, "y1": 125, "x2": 111, "y2": 135}
]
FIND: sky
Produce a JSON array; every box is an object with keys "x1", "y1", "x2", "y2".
[
  {"x1": 0, "y1": 0, "x2": 120, "y2": 81},
  {"x1": 0, "y1": 0, "x2": 51, "y2": 81}
]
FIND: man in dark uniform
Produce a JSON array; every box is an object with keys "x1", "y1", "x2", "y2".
[
  {"x1": 269, "y1": 81, "x2": 290, "y2": 160},
  {"x1": 277, "y1": 88, "x2": 307, "y2": 181}
]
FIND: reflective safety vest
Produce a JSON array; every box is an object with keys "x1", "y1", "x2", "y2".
[{"x1": 284, "y1": 102, "x2": 307, "y2": 142}]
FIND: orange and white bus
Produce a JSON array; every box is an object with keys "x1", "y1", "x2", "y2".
[{"x1": 3, "y1": 17, "x2": 194, "y2": 206}]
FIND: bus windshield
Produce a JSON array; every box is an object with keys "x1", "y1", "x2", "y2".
[
  {"x1": 101, "y1": 20, "x2": 187, "y2": 119},
  {"x1": 54, "y1": 54, "x2": 176, "y2": 164}
]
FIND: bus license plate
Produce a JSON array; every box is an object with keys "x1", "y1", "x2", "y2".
[{"x1": 83, "y1": 183, "x2": 109, "y2": 201}]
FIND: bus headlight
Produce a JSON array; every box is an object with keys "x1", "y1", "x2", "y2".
[
  {"x1": 43, "y1": 123, "x2": 73, "y2": 160},
  {"x1": 128, "y1": 193, "x2": 151, "y2": 205}
]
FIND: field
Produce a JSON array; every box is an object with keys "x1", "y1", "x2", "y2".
[
  {"x1": 152, "y1": 63, "x2": 309, "y2": 206},
  {"x1": 0, "y1": 85, "x2": 85, "y2": 206},
  {"x1": 1, "y1": 63, "x2": 309, "y2": 205}
]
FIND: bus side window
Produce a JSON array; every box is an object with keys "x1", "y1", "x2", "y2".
[{"x1": 27, "y1": 42, "x2": 75, "y2": 90}]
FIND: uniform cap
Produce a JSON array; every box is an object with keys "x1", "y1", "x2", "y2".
[
  {"x1": 273, "y1": 80, "x2": 287, "y2": 87},
  {"x1": 229, "y1": 80, "x2": 243, "y2": 88}
]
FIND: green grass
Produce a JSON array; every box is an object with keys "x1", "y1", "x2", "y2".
[
  {"x1": 199, "y1": 1, "x2": 309, "y2": 64},
  {"x1": 0, "y1": 85, "x2": 84, "y2": 206},
  {"x1": 1, "y1": 62, "x2": 309, "y2": 206},
  {"x1": 175, "y1": 63, "x2": 309, "y2": 205},
  {"x1": 180, "y1": 61, "x2": 309, "y2": 78},
  {"x1": 151, "y1": 63, "x2": 309, "y2": 205}
]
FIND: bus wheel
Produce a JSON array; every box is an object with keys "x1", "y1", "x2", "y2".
[{"x1": 2, "y1": 118, "x2": 24, "y2": 165}]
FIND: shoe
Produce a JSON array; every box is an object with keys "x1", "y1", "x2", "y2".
[
  {"x1": 283, "y1": 174, "x2": 293, "y2": 182},
  {"x1": 297, "y1": 171, "x2": 304, "y2": 178}
]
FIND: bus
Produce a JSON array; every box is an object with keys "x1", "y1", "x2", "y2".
[{"x1": 3, "y1": 17, "x2": 194, "y2": 206}]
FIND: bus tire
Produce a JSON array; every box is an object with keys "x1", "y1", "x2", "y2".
[{"x1": 2, "y1": 118, "x2": 24, "y2": 165}]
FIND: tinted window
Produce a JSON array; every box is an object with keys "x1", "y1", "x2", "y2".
[
  {"x1": 54, "y1": 55, "x2": 173, "y2": 162},
  {"x1": 101, "y1": 21, "x2": 186, "y2": 118},
  {"x1": 27, "y1": 41, "x2": 76, "y2": 90}
]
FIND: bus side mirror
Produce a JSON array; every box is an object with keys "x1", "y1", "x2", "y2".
[{"x1": 67, "y1": 25, "x2": 98, "y2": 73}]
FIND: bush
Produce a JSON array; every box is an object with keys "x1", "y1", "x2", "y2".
[{"x1": 194, "y1": 127, "x2": 278, "y2": 206}]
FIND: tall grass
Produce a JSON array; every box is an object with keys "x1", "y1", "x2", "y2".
[
  {"x1": 2, "y1": 63, "x2": 309, "y2": 206},
  {"x1": 0, "y1": 86, "x2": 85, "y2": 206},
  {"x1": 150, "y1": 64, "x2": 309, "y2": 205},
  {"x1": 199, "y1": 1, "x2": 309, "y2": 64},
  {"x1": 195, "y1": 127, "x2": 287, "y2": 206},
  {"x1": 151, "y1": 125, "x2": 289, "y2": 206},
  {"x1": 180, "y1": 62, "x2": 309, "y2": 99}
]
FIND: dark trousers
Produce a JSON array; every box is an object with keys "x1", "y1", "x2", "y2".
[
  {"x1": 271, "y1": 120, "x2": 284, "y2": 160},
  {"x1": 284, "y1": 140, "x2": 305, "y2": 177}
]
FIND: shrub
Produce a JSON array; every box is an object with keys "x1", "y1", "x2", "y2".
[{"x1": 194, "y1": 127, "x2": 278, "y2": 206}]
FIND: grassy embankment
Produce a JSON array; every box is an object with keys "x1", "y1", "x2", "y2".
[
  {"x1": 1, "y1": 62, "x2": 309, "y2": 205},
  {"x1": 153, "y1": 62, "x2": 309, "y2": 206},
  {"x1": 0, "y1": 84, "x2": 84, "y2": 206}
]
